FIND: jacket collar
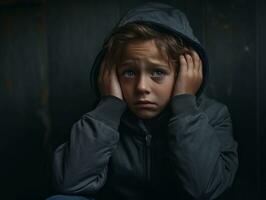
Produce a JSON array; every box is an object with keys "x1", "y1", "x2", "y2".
[{"x1": 121, "y1": 104, "x2": 171, "y2": 136}]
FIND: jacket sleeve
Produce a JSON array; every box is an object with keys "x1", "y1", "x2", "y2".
[
  {"x1": 52, "y1": 95, "x2": 126, "y2": 195},
  {"x1": 167, "y1": 94, "x2": 238, "y2": 199}
]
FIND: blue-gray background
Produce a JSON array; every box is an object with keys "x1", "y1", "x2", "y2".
[{"x1": 0, "y1": 0, "x2": 265, "y2": 199}]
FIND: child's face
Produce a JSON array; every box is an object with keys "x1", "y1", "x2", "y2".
[{"x1": 117, "y1": 39, "x2": 176, "y2": 119}]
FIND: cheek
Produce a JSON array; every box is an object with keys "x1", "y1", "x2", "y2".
[
  {"x1": 119, "y1": 79, "x2": 134, "y2": 97},
  {"x1": 154, "y1": 78, "x2": 175, "y2": 97}
]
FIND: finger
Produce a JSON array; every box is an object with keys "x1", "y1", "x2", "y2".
[
  {"x1": 190, "y1": 50, "x2": 201, "y2": 72},
  {"x1": 184, "y1": 53, "x2": 194, "y2": 72},
  {"x1": 179, "y1": 54, "x2": 188, "y2": 73},
  {"x1": 110, "y1": 66, "x2": 118, "y2": 80},
  {"x1": 98, "y1": 60, "x2": 105, "y2": 86},
  {"x1": 199, "y1": 59, "x2": 203, "y2": 77},
  {"x1": 183, "y1": 47, "x2": 190, "y2": 53},
  {"x1": 99, "y1": 59, "x2": 111, "y2": 87}
]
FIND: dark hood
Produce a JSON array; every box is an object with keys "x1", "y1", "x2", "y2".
[{"x1": 90, "y1": 2, "x2": 209, "y2": 99}]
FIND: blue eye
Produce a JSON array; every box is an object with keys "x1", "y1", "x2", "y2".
[
  {"x1": 151, "y1": 69, "x2": 166, "y2": 78},
  {"x1": 123, "y1": 70, "x2": 135, "y2": 78}
]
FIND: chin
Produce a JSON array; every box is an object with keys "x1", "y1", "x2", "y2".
[{"x1": 134, "y1": 110, "x2": 159, "y2": 119}]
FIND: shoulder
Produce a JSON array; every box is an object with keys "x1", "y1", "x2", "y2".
[
  {"x1": 196, "y1": 93, "x2": 226, "y2": 111},
  {"x1": 196, "y1": 93, "x2": 231, "y2": 125}
]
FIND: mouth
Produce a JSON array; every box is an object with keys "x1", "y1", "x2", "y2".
[{"x1": 134, "y1": 100, "x2": 157, "y2": 109}]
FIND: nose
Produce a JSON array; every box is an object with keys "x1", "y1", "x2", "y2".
[{"x1": 136, "y1": 75, "x2": 150, "y2": 94}]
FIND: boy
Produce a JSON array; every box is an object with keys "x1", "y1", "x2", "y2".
[{"x1": 48, "y1": 2, "x2": 238, "y2": 200}]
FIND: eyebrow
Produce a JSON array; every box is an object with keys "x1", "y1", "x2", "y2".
[{"x1": 119, "y1": 59, "x2": 170, "y2": 68}]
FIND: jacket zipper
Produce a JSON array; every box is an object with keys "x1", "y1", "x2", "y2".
[{"x1": 145, "y1": 134, "x2": 152, "y2": 182}]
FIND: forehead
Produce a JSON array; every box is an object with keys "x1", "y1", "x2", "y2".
[
  {"x1": 122, "y1": 39, "x2": 162, "y2": 59},
  {"x1": 119, "y1": 39, "x2": 173, "y2": 69}
]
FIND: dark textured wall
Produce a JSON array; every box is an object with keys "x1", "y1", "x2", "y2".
[{"x1": 0, "y1": 0, "x2": 265, "y2": 199}]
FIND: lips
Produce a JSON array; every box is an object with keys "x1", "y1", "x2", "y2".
[
  {"x1": 135, "y1": 100, "x2": 155, "y2": 104},
  {"x1": 135, "y1": 100, "x2": 157, "y2": 109}
]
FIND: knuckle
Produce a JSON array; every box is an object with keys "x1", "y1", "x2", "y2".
[{"x1": 187, "y1": 54, "x2": 192, "y2": 60}]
